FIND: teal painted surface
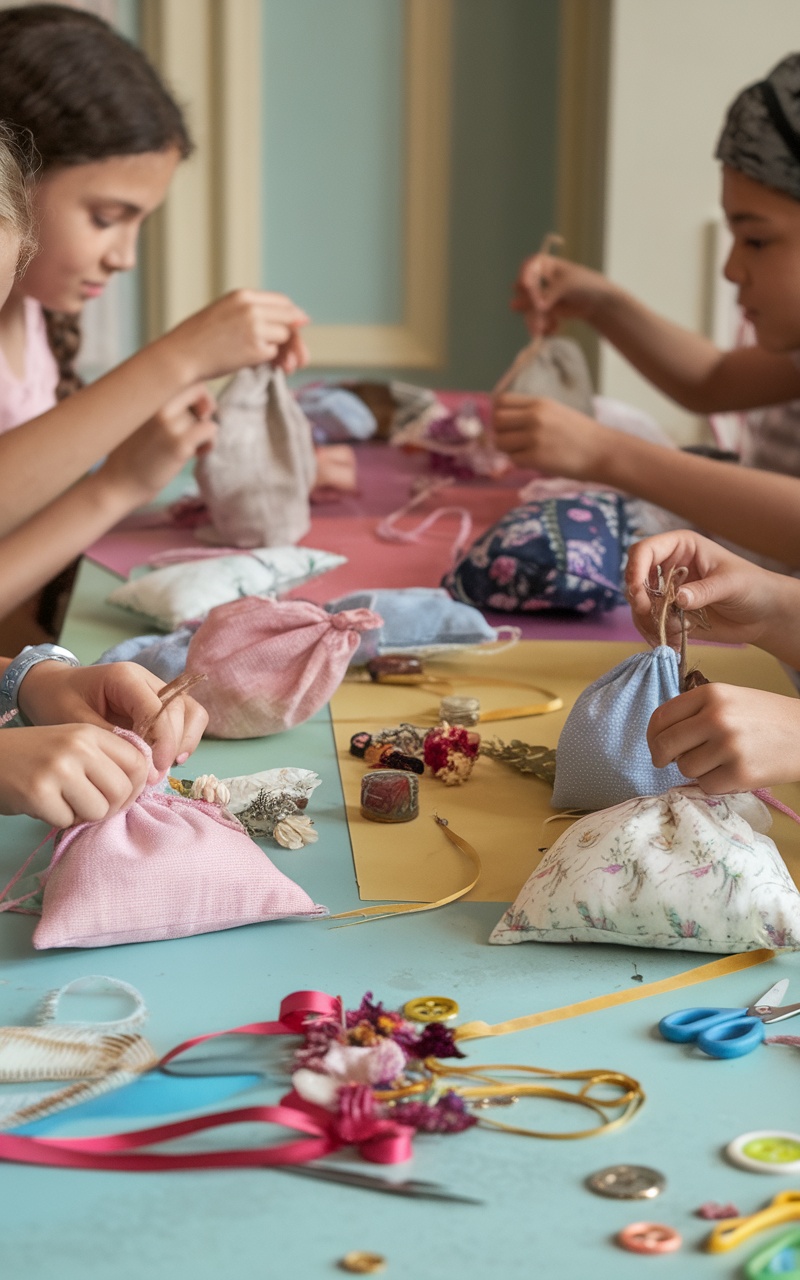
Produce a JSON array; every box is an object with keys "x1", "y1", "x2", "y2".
[
  {"x1": 262, "y1": 0, "x2": 405, "y2": 325},
  {"x1": 271, "y1": 0, "x2": 561, "y2": 391},
  {"x1": 0, "y1": 559, "x2": 798, "y2": 1276}
]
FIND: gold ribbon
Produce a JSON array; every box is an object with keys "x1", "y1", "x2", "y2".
[
  {"x1": 454, "y1": 948, "x2": 775, "y2": 1042},
  {"x1": 378, "y1": 1060, "x2": 644, "y2": 1141},
  {"x1": 342, "y1": 672, "x2": 563, "y2": 722},
  {"x1": 328, "y1": 815, "x2": 481, "y2": 927}
]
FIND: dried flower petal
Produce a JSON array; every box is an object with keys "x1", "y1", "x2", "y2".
[
  {"x1": 274, "y1": 815, "x2": 318, "y2": 849},
  {"x1": 189, "y1": 774, "x2": 232, "y2": 806}
]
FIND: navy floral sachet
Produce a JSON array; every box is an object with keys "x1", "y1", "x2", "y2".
[{"x1": 442, "y1": 492, "x2": 630, "y2": 614}]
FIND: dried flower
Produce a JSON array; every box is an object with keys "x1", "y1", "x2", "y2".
[
  {"x1": 288, "y1": 991, "x2": 476, "y2": 1143},
  {"x1": 424, "y1": 724, "x2": 480, "y2": 786},
  {"x1": 237, "y1": 789, "x2": 301, "y2": 839},
  {"x1": 189, "y1": 774, "x2": 232, "y2": 806},
  {"x1": 393, "y1": 1092, "x2": 476, "y2": 1134},
  {"x1": 414, "y1": 1022, "x2": 465, "y2": 1060},
  {"x1": 274, "y1": 815, "x2": 318, "y2": 849},
  {"x1": 479, "y1": 738, "x2": 557, "y2": 784}
]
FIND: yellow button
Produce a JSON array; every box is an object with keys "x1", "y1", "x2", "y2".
[
  {"x1": 403, "y1": 996, "x2": 459, "y2": 1023},
  {"x1": 338, "y1": 1252, "x2": 387, "y2": 1274}
]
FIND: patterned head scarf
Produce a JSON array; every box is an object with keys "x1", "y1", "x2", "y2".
[{"x1": 716, "y1": 54, "x2": 800, "y2": 200}]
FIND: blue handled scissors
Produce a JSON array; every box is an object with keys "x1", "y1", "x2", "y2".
[{"x1": 658, "y1": 979, "x2": 800, "y2": 1059}]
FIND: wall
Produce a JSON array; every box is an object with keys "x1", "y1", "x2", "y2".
[
  {"x1": 261, "y1": 0, "x2": 560, "y2": 391},
  {"x1": 602, "y1": 0, "x2": 800, "y2": 440}
]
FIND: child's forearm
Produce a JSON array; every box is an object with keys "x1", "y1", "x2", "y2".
[
  {"x1": 0, "y1": 338, "x2": 188, "y2": 536},
  {"x1": 593, "y1": 288, "x2": 800, "y2": 412},
  {"x1": 0, "y1": 469, "x2": 144, "y2": 615},
  {"x1": 598, "y1": 434, "x2": 800, "y2": 572}
]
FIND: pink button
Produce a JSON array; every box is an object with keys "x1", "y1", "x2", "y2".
[{"x1": 617, "y1": 1222, "x2": 682, "y2": 1255}]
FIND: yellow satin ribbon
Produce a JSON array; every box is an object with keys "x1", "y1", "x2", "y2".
[
  {"x1": 706, "y1": 1191, "x2": 800, "y2": 1254},
  {"x1": 454, "y1": 948, "x2": 775, "y2": 1042},
  {"x1": 342, "y1": 672, "x2": 563, "y2": 722},
  {"x1": 328, "y1": 814, "x2": 480, "y2": 927}
]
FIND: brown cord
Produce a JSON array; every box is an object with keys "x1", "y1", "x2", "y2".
[
  {"x1": 134, "y1": 673, "x2": 207, "y2": 744},
  {"x1": 646, "y1": 564, "x2": 710, "y2": 692}
]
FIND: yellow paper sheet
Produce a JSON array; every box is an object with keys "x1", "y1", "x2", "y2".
[{"x1": 329, "y1": 640, "x2": 800, "y2": 903}]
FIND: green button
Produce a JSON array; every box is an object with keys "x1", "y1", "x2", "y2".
[{"x1": 742, "y1": 1137, "x2": 800, "y2": 1164}]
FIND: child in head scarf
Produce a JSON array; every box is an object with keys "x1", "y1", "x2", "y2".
[{"x1": 497, "y1": 54, "x2": 800, "y2": 570}]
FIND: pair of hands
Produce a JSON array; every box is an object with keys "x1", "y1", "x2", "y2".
[
  {"x1": 493, "y1": 253, "x2": 618, "y2": 475},
  {"x1": 166, "y1": 288, "x2": 311, "y2": 386},
  {"x1": 1, "y1": 662, "x2": 207, "y2": 829},
  {"x1": 103, "y1": 290, "x2": 313, "y2": 505},
  {"x1": 626, "y1": 532, "x2": 800, "y2": 795}
]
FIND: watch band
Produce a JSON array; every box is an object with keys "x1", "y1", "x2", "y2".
[{"x1": 0, "y1": 643, "x2": 80, "y2": 720}]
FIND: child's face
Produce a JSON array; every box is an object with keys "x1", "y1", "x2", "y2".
[
  {"x1": 722, "y1": 165, "x2": 800, "y2": 352},
  {"x1": 17, "y1": 147, "x2": 180, "y2": 313},
  {"x1": 0, "y1": 224, "x2": 20, "y2": 311}
]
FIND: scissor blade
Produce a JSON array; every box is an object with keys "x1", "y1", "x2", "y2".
[
  {"x1": 276, "y1": 1164, "x2": 484, "y2": 1204},
  {"x1": 750, "y1": 978, "x2": 790, "y2": 1015},
  {"x1": 760, "y1": 1001, "x2": 800, "y2": 1025}
]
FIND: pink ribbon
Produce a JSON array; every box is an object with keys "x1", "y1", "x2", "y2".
[
  {"x1": 0, "y1": 991, "x2": 416, "y2": 1171},
  {"x1": 0, "y1": 1091, "x2": 414, "y2": 1172}
]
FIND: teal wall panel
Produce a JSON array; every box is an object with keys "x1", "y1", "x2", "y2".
[
  {"x1": 259, "y1": 0, "x2": 560, "y2": 392},
  {"x1": 444, "y1": 0, "x2": 560, "y2": 389},
  {"x1": 261, "y1": 0, "x2": 405, "y2": 325}
]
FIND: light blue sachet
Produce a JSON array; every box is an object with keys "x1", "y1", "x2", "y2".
[
  {"x1": 326, "y1": 587, "x2": 500, "y2": 666},
  {"x1": 295, "y1": 383, "x2": 377, "y2": 444},
  {"x1": 552, "y1": 645, "x2": 685, "y2": 811},
  {"x1": 95, "y1": 623, "x2": 199, "y2": 681}
]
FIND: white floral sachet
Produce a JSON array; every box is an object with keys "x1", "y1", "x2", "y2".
[
  {"x1": 490, "y1": 786, "x2": 800, "y2": 954},
  {"x1": 221, "y1": 768, "x2": 322, "y2": 815},
  {"x1": 107, "y1": 547, "x2": 346, "y2": 631}
]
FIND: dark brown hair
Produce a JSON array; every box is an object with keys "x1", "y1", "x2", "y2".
[{"x1": 0, "y1": 4, "x2": 193, "y2": 398}]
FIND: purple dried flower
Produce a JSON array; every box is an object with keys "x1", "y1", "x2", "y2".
[
  {"x1": 414, "y1": 1023, "x2": 466, "y2": 1060},
  {"x1": 393, "y1": 1091, "x2": 476, "y2": 1134}
]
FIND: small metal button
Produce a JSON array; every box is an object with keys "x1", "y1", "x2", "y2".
[
  {"x1": 403, "y1": 996, "x2": 459, "y2": 1023},
  {"x1": 338, "y1": 1251, "x2": 387, "y2": 1274},
  {"x1": 586, "y1": 1164, "x2": 666, "y2": 1200}
]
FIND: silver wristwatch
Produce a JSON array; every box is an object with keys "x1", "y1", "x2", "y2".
[{"x1": 0, "y1": 643, "x2": 80, "y2": 722}]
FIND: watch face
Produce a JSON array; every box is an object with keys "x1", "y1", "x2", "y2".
[{"x1": 586, "y1": 1164, "x2": 666, "y2": 1199}]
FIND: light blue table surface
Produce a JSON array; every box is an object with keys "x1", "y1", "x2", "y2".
[{"x1": 1, "y1": 559, "x2": 799, "y2": 1279}]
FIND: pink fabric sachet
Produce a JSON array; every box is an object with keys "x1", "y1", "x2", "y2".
[
  {"x1": 31, "y1": 732, "x2": 327, "y2": 949},
  {"x1": 184, "y1": 597, "x2": 382, "y2": 738}
]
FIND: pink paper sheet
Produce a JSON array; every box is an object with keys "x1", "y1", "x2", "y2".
[{"x1": 85, "y1": 433, "x2": 641, "y2": 644}]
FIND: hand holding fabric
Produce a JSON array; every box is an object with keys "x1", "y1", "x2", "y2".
[
  {"x1": 649, "y1": 684, "x2": 800, "y2": 794},
  {"x1": 492, "y1": 394, "x2": 615, "y2": 477},
  {"x1": 17, "y1": 662, "x2": 207, "y2": 774},
  {"x1": 0, "y1": 724, "x2": 150, "y2": 827},
  {"x1": 163, "y1": 289, "x2": 310, "y2": 382},
  {"x1": 98, "y1": 383, "x2": 218, "y2": 507},
  {"x1": 625, "y1": 530, "x2": 800, "y2": 658}
]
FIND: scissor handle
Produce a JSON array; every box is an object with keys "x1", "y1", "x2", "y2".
[
  {"x1": 658, "y1": 1007, "x2": 746, "y2": 1044},
  {"x1": 697, "y1": 1016, "x2": 766, "y2": 1059}
]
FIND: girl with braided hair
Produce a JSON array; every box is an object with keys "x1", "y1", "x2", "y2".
[
  {"x1": 0, "y1": 127, "x2": 207, "y2": 826},
  {"x1": 0, "y1": 3, "x2": 310, "y2": 591}
]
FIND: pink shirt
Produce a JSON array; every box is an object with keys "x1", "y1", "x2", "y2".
[{"x1": 0, "y1": 298, "x2": 59, "y2": 434}]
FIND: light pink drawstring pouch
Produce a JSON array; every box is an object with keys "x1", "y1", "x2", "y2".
[
  {"x1": 184, "y1": 597, "x2": 383, "y2": 739},
  {"x1": 32, "y1": 732, "x2": 327, "y2": 950}
]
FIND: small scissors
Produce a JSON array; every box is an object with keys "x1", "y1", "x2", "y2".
[{"x1": 658, "y1": 979, "x2": 800, "y2": 1059}]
